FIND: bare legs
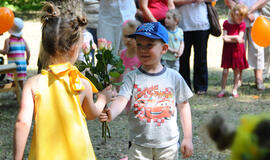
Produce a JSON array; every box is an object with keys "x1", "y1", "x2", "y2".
[
  {"x1": 217, "y1": 68, "x2": 241, "y2": 98},
  {"x1": 254, "y1": 69, "x2": 265, "y2": 90}
]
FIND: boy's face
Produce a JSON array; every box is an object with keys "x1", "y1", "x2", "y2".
[
  {"x1": 135, "y1": 35, "x2": 168, "y2": 66},
  {"x1": 165, "y1": 14, "x2": 178, "y2": 29}
]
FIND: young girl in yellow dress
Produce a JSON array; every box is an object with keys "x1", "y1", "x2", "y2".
[{"x1": 13, "y1": 2, "x2": 114, "y2": 160}]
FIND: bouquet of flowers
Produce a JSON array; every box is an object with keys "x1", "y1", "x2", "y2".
[{"x1": 77, "y1": 38, "x2": 125, "y2": 142}]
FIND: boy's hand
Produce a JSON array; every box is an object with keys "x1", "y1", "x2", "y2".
[
  {"x1": 99, "y1": 85, "x2": 117, "y2": 103},
  {"x1": 99, "y1": 108, "x2": 112, "y2": 122},
  {"x1": 181, "y1": 138, "x2": 193, "y2": 159}
]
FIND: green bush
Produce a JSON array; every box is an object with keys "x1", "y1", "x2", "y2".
[{"x1": 0, "y1": 0, "x2": 44, "y2": 11}]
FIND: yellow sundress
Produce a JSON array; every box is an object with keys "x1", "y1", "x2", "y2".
[{"x1": 28, "y1": 63, "x2": 98, "y2": 160}]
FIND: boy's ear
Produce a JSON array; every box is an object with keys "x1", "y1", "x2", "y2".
[{"x1": 161, "y1": 43, "x2": 169, "y2": 54}]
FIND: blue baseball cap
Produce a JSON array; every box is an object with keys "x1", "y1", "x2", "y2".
[{"x1": 128, "y1": 22, "x2": 168, "y2": 43}]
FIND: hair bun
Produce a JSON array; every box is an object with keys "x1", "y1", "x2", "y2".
[
  {"x1": 77, "y1": 16, "x2": 88, "y2": 27},
  {"x1": 41, "y1": 2, "x2": 60, "y2": 24}
]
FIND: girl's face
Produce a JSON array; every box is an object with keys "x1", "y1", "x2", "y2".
[
  {"x1": 232, "y1": 10, "x2": 244, "y2": 24},
  {"x1": 165, "y1": 14, "x2": 178, "y2": 29},
  {"x1": 122, "y1": 28, "x2": 137, "y2": 49}
]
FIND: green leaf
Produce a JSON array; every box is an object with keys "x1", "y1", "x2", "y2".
[
  {"x1": 103, "y1": 49, "x2": 113, "y2": 64},
  {"x1": 85, "y1": 71, "x2": 104, "y2": 90},
  {"x1": 75, "y1": 61, "x2": 87, "y2": 72},
  {"x1": 109, "y1": 54, "x2": 121, "y2": 66},
  {"x1": 109, "y1": 70, "x2": 120, "y2": 78},
  {"x1": 112, "y1": 82, "x2": 124, "y2": 86},
  {"x1": 116, "y1": 63, "x2": 125, "y2": 74}
]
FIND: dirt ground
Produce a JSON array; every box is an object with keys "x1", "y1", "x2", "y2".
[{"x1": 1, "y1": 21, "x2": 270, "y2": 160}]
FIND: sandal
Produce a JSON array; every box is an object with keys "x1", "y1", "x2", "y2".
[
  {"x1": 217, "y1": 92, "x2": 225, "y2": 98},
  {"x1": 232, "y1": 93, "x2": 239, "y2": 98},
  {"x1": 256, "y1": 82, "x2": 265, "y2": 90},
  {"x1": 232, "y1": 89, "x2": 239, "y2": 98},
  {"x1": 196, "y1": 91, "x2": 206, "y2": 95}
]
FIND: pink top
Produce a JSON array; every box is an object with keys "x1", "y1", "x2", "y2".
[
  {"x1": 144, "y1": 0, "x2": 168, "y2": 21},
  {"x1": 120, "y1": 48, "x2": 142, "y2": 72}
]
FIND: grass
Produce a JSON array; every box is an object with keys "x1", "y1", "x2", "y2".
[{"x1": 1, "y1": 68, "x2": 270, "y2": 160}]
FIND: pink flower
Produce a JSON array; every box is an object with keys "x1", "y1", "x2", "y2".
[
  {"x1": 98, "y1": 38, "x2": 112, "y2": 50},
  {"x1": 98, "y1": 38, "x2": 107, "y2": 49},
  {"x1": 82, "y1": 42, "x2": 90, "y2": 54},
  {"x1": 106, "y1": 40, "x2": 112, "y2": 50}
]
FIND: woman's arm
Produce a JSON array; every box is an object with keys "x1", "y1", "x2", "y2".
[
  {"x1": 249, "y1": 0, "x2": 269, "y2": 14},
  {"x1": 168, "y1": 0, "x2": 175, "y2": 9},
  {"x1": 224, "y1": 0, "x2": 237, "y2": 9},
  {"x1": 174, "y1": 0, "x2": 199, "y2": 6},
  {"x1": 13, "y1": 77, "x2": 35, "y2": 160},
  {"x1": 139, "y1": 0, "x2": 157, "y2": 22}
]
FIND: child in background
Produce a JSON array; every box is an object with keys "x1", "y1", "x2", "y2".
[
  {"x1": 100, "y1": 22, "x2": 193, "y2": 159},
  {"x1": 0, "y1": 17, "x2": 30, "y2": 89},
  {"x1": 13, "y1": 2, "x2": 113, "y2": 160},
  {"x1": 119, "y1": 20, "x2": 142, "y2": 113},
  {"x1": 120, "y1": 20, "x2": 142, "y2": 79},
  {"x1": 217, "y1": 4, "x2": 249, "y2": 98},
  {"x1": 78, "y1": 29, "x2": 97, "y2": 64},
  {"x1": 162, "y1": 9, "x2": 184, "y2": 71}
]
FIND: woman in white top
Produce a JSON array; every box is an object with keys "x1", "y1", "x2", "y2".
[
  {"x1": 97, "y1": 0, "x2": 136, "y2": 55},
  {"x1": 175, "y1": 0, "x2": 210, "y2": 95}
]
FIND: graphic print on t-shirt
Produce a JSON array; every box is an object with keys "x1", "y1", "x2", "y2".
[{"x1": 133, "y1": 84, "x2": 175, "y2": 126}]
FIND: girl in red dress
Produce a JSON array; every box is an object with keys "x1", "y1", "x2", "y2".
[{"x1": 217, "y1": 4, "x2": 249, "y2": 98}]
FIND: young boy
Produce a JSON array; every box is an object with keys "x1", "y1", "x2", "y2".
[
  {"x1": 162, "y1": 9, "x2": 184, "y2": 71},
  {"x1": 100, "y1": 22, "x2": 193, "y2": 159}
]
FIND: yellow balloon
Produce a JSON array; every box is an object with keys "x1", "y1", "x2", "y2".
[{"x1": 251, "y1": 16, "x2": 270, "y2": 47}]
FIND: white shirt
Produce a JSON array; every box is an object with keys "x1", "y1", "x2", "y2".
[
  {"x1": 99, "y1": 0, "x2": 136, "y2": 26},
  {"x1": 177, "y1": 3, "x2": 210, "y2": 31}
]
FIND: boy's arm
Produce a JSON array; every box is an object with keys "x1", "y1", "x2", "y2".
[
  {"x1": 0, "y1": 39, "x2": 10, "y2": 55},
  {"x1": 24, "y1": 41, "x2": 30, "y2": 65},
  {"x1": 99, "y1": 95, "x2": 129, "y2": 122},
  {"x1": 178, "y1": 101, "x2": 193, "y2": 159},
  {"x1": 13, "y1": 77, "x2": 35, "y2": 160},
  {"x1": 176, "y1": 41, "x2": 184, "y2": 58}
]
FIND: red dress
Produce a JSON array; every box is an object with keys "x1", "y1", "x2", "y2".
[{"x1": 221, "y1": 20, "x2": 248, "y2": 70}]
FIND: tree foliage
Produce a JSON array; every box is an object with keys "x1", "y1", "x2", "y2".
[{"x1": 0, "y1": 0, "x2": 44, "y2": 11}]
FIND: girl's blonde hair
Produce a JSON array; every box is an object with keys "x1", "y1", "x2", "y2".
[
  {"x1": 39, "y1": 1, "x2": 87, "y2": 68},
  {"x1": 122, "y1": 20, "x2": 141, "y2": 33},
  {"x1": 230, "y1": 4, "x2": 248, "y2": 19},
  {"x1": 167, "y1": 9, "x2": 181, "y2": 25}
]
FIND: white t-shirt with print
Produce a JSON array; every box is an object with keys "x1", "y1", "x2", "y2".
[{"x1": 119, "y1": 66, "x2": 193, "y2": 148}]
